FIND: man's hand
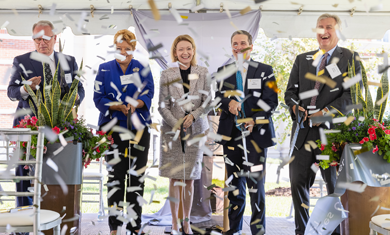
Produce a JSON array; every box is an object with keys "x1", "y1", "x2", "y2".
[
  {"x1": 26, "y1": 76, "x2": 41, "y2": 91},
  {"x1": 183, "y1": 114, "x2": 194, "y2": 131},
  {"x1": 244, "y1": 120, "x2": 255, "y2": 133},
  {"x1": 229, "y1": 100, "x2": 241, "y2": 116},
  {"x1": 292, "y1": 104, "x2": 308, "y2": 122}
]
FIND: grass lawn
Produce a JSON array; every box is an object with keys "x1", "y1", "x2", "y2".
[{"x1": 0, "y1": 164, "x2": 315, "y2": 216}]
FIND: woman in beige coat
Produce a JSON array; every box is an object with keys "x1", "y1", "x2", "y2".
[{"x1": 158, "y1": 35, "x2": 210, "y2": 234}]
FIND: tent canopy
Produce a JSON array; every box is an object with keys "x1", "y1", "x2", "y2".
[{"x1": 1, "y1": 0, "x2": 390, "y2": 39}]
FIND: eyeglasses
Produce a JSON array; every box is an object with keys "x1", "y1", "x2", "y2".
[{"x1": 33, "y1": 36, "x2": 54, "y2": 44}]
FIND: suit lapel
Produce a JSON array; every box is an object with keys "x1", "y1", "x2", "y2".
[
  {"x1": 54, "y1": 51, "x2": 61, "y2": 82},
  {"x1": 173, "y1": 67, "x2": 185, "y2": 97},
  {"x1": 318, "y1": 46, "x2": 343, "y2": 93},
  {"x1": 189, "y1": 65, "x2": 198, "y2": 95},
  {"x1": 29, "y1": 56, "x2": 44, "y2": 80},
  {"x1": 245, "y1": 61, "x2": 257, "y2": 96},
  {"x1": 307, "y1": 51, "x2": 317, "y2": 89}
]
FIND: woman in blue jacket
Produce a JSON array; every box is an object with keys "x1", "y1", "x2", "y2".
[{"x1": 93, "y1": 29, "x2": 154, "y2": 235}]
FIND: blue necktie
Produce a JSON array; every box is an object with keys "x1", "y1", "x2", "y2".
[{"x1": 235, "y1": 71, "x2": 246, "y2": 130}]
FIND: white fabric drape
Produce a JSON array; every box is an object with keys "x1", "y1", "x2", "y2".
[{"x1": 132, "y1": 10, "x2": 261, "y2": 73}]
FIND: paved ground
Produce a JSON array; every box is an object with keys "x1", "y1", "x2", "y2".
[{"x1": 80, "y1": 213, "x2": 296, "y2": 235}]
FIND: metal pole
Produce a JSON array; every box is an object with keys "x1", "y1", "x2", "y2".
[{"x1": 33, "y1": 127, "x2": 44, "y2": 234}]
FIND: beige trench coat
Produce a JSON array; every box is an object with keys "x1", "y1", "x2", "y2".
[{"x1": 158, "y1": 65, "x2": 210, "y2": 179}]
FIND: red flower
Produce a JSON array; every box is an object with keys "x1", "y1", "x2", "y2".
[
  {"x1": 330, "y1": 161, "x2": 338, "y2": 166},
  {"x1": 373, "y1": 145, "x2": 379, "y2": 153},
  {"x1": 52, "y1": 126, "x2": 60, "y2": 134},
  {"x1": 31, "y1": 116, "x2": 38, "y2": 125},
  {"x1": 385, "y1": 130, "x2": 390, "y2": 134},
  {"x1": 332, "y1": 145, "x2": 337, "y2": 152},
  {"x1": 359, "y1": 138, "x2": 365, "y2": 144},
  {"x1": 96, "y1": 147, "x2": 100, "y2": 153},
  {"x1": 320, "y1": 144, "x2": 325, "y2": 151},
  {"x1": 368, "y1": 127, "x2": 376, "y2": 135},
  {"x1": 369, "y1": 133, "x2": 377, "y2": 141},
  {"x1": 97, "y1": 130, "x2": 106, "y2": 136},
  {"x1": 363, "y1": 137, "x2": 369, "y2": 142}
]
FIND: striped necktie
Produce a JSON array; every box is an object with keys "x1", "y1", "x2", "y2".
[{"x1": 310, "y1": 52, "x2": 329, "y2": 106}]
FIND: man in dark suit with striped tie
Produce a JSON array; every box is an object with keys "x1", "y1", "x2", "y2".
[
  {"x1": 216, "y1": 30, "x2": 278, "y2": 235},
  {"x1": 7, "y1": 20, "x2": 85, "y2": 209},
  {"x1": 284, "y1": 14, "x2": 361, "y2": 235}
]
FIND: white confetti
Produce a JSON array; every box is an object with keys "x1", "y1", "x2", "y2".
[
  {"x1": 257, "y1": 99, "x2": 271, "y2": 112},
  {"x1": 46, "y1": 158, "x2": 58, "y2": 172},
  {"x1": 299, "y1": 89, "x2": 319, "y2": 100},
  {"x1": 316, "y1": 155, "x2": 329, "y2": 160},
  {"x1": 342, "y1": 74, "x2": 362, "y2": 89}
]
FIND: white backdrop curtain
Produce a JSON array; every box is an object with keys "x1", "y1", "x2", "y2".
[{"x1": 132, "y1": 10, "x2": 261, "y2": 73}]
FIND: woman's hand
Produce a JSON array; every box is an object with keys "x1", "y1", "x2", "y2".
[
  {"x1": 109, "y1": 104, "x2": 130, "y2": 116},
  {"x1": 127, "y1": 100, "x2": 145, "y2": 114},
  {"x1": 183, "y1": 114, "x2": 194, "y2": 131}
]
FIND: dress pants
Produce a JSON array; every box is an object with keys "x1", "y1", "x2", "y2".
[
  {"x1": 223, "y1": 127, "x2": 267, "y2": 235},
  {"x1": 290, "y1": 131, "x2": 338, "y2": 234},
  {"x1": 106, "y1": 127, "x2": 150, "y2": 232},
  {"x1": 15, "y1": 165, "x2": 32, "y2": 207}
]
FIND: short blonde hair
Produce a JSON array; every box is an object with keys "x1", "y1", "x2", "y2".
[
  {"x1": 114, "y1": 29, "x2": 137, "y2": 49},
  {"x1": 170, "y1": 35, "x2": 197, "y2": 66},
  {"x1": 317, "y1": 13, "x2": 342, "y2": 30}
]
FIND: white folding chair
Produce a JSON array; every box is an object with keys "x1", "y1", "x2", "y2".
[
  {"x1": 82, "y1": 157, "x2": 105, "y2": 220},
  {"x1": 0, "y1": 128, "x2": 62, "y2": 234},
  {"x1": 370, "y1": 214, "x2": 390, "y2": 235}
]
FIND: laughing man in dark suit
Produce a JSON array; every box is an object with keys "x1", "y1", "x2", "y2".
[
  {"x1": 284, "y1": 14, "x2": 361, "y2": 235},
  {"x1": 216, "y1": 30, "x2": 278, "y2": 235},
  {"x1": 7, "y1": 20, "x2": 85, "y2": 208}
]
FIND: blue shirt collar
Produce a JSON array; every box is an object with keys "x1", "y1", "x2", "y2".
[{"x1": 319, "y1": 45, "x2": 337, "y2": 62}]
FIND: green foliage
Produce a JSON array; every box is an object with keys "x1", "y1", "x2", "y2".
[
  {"x1": 316, "y1": 113, "x2": 390, "y2": 169},
  {"x1": 251, "y1": 30, "x2": 318, "y2": 145},
  {"x1": 13, "y1": 116, "x2": 112, "y2": 164},
  {"x1": 361, "y1": 62, "x2": 374, "y2": 114},
  {"x1": 379, "y1": 71, "x2": 389, "y2": 123},
  {"x1": 25, "y1": 61, "x2": 79, "y2": 128}
]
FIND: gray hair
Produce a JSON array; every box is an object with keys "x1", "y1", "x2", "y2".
[
  {"x1": 32, "y1": 20, "x2": 54, "y2": 32},
  {"x1": 231, "y1": 30, "x2": 253, "y2": 45},
  {"x1": 317, "y1": 14, "x2": 342, "y2": 30}
]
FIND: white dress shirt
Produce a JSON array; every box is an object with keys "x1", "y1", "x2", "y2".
[
  {"x1": 20, "y1": 51, "x2": 55, "y2": 100},
  {"x1": 242, "y1": 62, "x2": 249, "y2": 89}
]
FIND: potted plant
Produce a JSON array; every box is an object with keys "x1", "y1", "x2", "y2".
[{"x1": 316, "y1": 58, "x2": 390, "y2": 169}]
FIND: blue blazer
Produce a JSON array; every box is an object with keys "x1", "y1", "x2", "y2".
[
  {"x1": 93, "y1": 59, "x2": 154, "y2": 129},
  {"x1": 7, "y1": 51, "x2": 85, "y2": 127},
  {"x1": 216, "y1": 61, "x2": 278, "y2": 149}
]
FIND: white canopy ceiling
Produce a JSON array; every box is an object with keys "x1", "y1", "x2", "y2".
[{"x1": 1, "y1": 0, "x2": 390, "y2": 38}]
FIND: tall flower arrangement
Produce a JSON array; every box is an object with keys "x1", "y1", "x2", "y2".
[
  {"x1": 13, "y1": 40, "x2": 113, "y2": 167},
  {"x1": 14, "y1": 115, "x2": 113, "y2": 168},
  {"x1": 317, "y1": 57, "x2": 390, "y2": 169}
]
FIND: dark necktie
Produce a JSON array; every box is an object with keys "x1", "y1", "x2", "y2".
[
  {"x1": 310, "y1": 52, "x2": 329, "y2": 106},
  {"x1": 44, "y1": 63, "x2": 53, "y2": 85}
]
